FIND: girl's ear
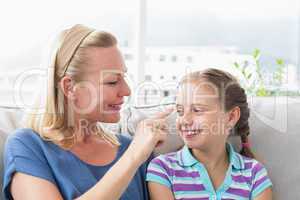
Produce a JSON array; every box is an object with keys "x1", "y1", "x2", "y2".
[
  {"x1": 227, "y1": 106, "x2": 241, "y2": 129},
  {"x1": 60, "y1": 76, "x2": 76, "y2": 100}
]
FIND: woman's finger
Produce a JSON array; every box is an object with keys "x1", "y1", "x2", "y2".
[{"x1": 152, "y1": 107, "x2": 174, "y2": 119}]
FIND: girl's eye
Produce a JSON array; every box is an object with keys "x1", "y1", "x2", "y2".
[{"x1": 193, "y1": 108, "x2": 205, "y2": 113}]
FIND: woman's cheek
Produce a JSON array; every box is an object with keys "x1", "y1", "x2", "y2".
[{"x1": 175, "y1": 117, "x2": 181, "y2": 132}]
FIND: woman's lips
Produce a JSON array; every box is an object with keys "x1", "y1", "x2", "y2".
[{"x1": 107, "y1": 102, "x2": 124, "y2": 112}]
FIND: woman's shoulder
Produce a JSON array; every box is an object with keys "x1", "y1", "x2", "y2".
[
  {"x1": 5, "y1": 128, "x2": 46, "y2": 149},
  {"x1": 4, "y1": 128, "x2": 58, "y2": 161},
  {"x1": 116, "y1": 133, "x2": 132, "y2": 148},
  {"x1": 7, "y1": 128, "x2": 41, "y2": 140}
]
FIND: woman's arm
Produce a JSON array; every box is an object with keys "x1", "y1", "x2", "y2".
[
  {"x1": 10, "y1": 148, "x2": 143, "y2": 200},
  {"x1": 11, "y1": 173, "x2": 64, "y2": 200},
  {"x1": 10, "y1": 147, "x2": 146, "y2": 200},
  {"x1": 148, "y1": 182, "x2": 174, "y2": 200},
  {"x1": 75, "y1": 110, "x2": 172, "y2": 200},
  {"x1": 10, "y1": 109, "x2": 173, "y2": 200}
]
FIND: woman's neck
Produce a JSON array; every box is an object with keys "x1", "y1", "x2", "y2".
[{"x1": 73, "y1": 117, "x2": 106, "y2": 144}]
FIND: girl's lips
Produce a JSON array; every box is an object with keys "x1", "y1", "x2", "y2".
[{"x1": 181, "y1": 130, "x2": 203, "y2": 139}]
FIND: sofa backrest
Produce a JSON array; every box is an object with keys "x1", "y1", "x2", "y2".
[{"x1": 0, "y1": 97, "x2": 299, "y2": 199}]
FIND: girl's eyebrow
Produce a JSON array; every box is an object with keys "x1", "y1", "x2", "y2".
[
  {"x1": 176, "y1": 103, "x2": 209, "y2": 107},
  {"x1": 192, "y1": 103, "x2": 209, "y2": 107}
]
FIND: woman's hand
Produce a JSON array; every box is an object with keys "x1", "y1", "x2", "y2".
[{"x1": 127, "y1": 108, "x2": 174, "y2": 165}]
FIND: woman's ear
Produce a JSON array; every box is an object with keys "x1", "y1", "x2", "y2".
[
  {"x1": 60, "y1": 76, "x2": 76, "y2": 100},
  {"x1": 227, "y1": 106, "x2": 241, "y2": 129}
]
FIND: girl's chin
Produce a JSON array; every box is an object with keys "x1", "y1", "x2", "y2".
[{"x1": 183, "y1": 137, "x2": 207, "y2": 149}]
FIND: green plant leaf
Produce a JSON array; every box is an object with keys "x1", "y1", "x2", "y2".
[
  {"x1": 234, "y1": 62, "x2": 240, "y2": 69},
  {"x1": 247, "y1": 73, "x2": 252, "y2": 80},
  {"x1": 253, "y1": 49, "x2": 260, "y2": 59},
  {"x1": 276, "y1": 59, "x2": 284, "y2": 66}
]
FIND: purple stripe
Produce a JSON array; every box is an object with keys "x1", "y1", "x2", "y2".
[
  {"x1": 173, "y1": 170, "x2": 199, "y2": 178},
  {"x1": 252, "y1": 163, "x2": 264, "y2": 174},
  {"x1": 176, "y1": 198, "x2": 209, "y2": 200},
  {"x1": 165, "y1": 156, "x2": 180, "y2": 164},
  {"x1": 253, "y1": 176, "x2": 269, "y2": 190},
  {"x1": 147, "y1": 169, "x2": 170, "y2": 181},
  {"x1": 244, "y1": 162, "x2": 253, "y2": 170},
  {"x1": 173, "y1": 183, "x2": 205, "y2": 192},
  {"x1": 232, "y1": 175, "x2": 252, "y2": 183},
  {"x1": 151, "y1": 158, "x2": 174, "y2": 176},
  {"x1": 226, "y1": 188, "x2": 250, "y2": 198},
  {"x1": 151, "y1": 159, "x2": 199, "y2": 178}
]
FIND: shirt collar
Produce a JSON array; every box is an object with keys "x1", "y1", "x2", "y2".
[{"x1": 178, "y1": 143, "x2": 245, "y2": 170}]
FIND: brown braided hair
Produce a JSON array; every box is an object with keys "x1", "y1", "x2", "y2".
[{"x1": 180, "y1": 68, "x2": 255, "y2": 158}]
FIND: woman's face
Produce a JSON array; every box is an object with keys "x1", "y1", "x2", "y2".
[
  {"x1": 176, "y1": 80, "x2": 230, "y2": 149},
  {"x1": 72, "y1": 46, "x2": 130, "y2": 123}
]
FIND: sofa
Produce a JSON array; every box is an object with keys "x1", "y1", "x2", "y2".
[{"x1": 0, "y1": 96, "x2": 299, "y2": 199}]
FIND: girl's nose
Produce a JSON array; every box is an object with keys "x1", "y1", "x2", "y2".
[{"x1": 181, "y1": 113, "x2": 193, "y2": 126}]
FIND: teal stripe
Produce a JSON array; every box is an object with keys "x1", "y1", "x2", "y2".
[
  {"x1": 173, "y1": 176, "x2": 202, "y2": 182},
  {"x1": 146, "y1": 173, "x2": 172, "y2": 188},
  {"x1": 254, "y1": 168, "x2": 268, "y2": 180},
  {"x1": 174, "y1": 190, "x2": 208, "y2": 196},
  {"x1": 222, "y1": 192, "x2": 249, "y2": 200},
  {"x1": 251, "y1": 179, "x2": 272, "y2": 199}
]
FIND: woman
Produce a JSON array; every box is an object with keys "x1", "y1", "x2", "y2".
[{"x1": 3, "y1": 24, "x2": 171, "y2": 200}]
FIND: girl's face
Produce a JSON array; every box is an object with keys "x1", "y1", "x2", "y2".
[
  {"x1": 71, "y1": 46, "x2": 131, "y2": 123},
  {"x1": 176, "y1": 80, "x2": 232, "y2": 150}
]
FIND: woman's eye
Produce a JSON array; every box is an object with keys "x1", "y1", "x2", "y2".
[
  {"x1": 176, "y1": 109, "x2": 184, "y2": 116},
  {"x1": 106, "y1": 81, "x2": 118, "y2": 85}
]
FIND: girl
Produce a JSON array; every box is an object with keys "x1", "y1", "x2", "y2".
[{"x1": 146, "y1": 68, "x2": 272, "y2": 200}]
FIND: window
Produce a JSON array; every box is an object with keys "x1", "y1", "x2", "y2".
[
  {"x1": 159, "y1": 55, "x2": 166, "y2": 62},
  {"x1": 124, "y1": 53, "x2": 134, "y2": 60},
  {"x1": 145, "y1": 0, "x2": 299, "y2": 98},
  {"x1": 0, "y1": 0, "x2": 138, "y2": 107},
  {"x1": 171, "y1": 55, "x2": 178, "y2": 62}
]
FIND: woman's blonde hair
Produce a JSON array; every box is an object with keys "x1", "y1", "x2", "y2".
[{"x1": 27, "y1": 24, "x2": 120, "y2": 149}]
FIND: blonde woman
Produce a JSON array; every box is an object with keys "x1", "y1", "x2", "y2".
[{"x1": 3, "y1": 24, "x2": 171, "y2": 200}]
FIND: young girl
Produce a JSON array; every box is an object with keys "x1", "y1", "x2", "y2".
[{"x1": 146, "y1": 68, "x2": 272, "y2": 200}]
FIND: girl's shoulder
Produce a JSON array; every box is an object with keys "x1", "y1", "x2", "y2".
[
  {"x1": 235, "y1": 152, "x2": 268, "y2": 173},
  {"x1": 148, "y1": 150, "x2": 182, "y2": 171}
]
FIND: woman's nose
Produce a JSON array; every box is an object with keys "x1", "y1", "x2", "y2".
[{"x1": 119, "y1": 78, "x2": 131, "y2": 97}]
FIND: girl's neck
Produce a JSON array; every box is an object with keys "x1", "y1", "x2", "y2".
[{"x1": 191, "y1": 143, "x2": 229, "y2": 171}]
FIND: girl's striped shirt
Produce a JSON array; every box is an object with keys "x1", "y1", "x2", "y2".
[{"x1": 146, "y1": 143, "x2": 272, "y2": 200}]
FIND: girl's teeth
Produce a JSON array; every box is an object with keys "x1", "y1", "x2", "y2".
[{"x1": 185, "y1": 130, "x2": 202, "y2": 135}]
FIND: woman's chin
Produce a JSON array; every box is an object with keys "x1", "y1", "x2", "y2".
[{"x1": 100, "y1": 113, "x2": 121, "y2": 123}]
